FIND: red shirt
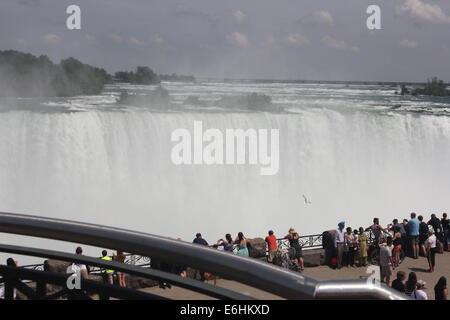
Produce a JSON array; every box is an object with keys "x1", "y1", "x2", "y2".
[{"x1": 265, "y1": 235, "x2": 277, "y2": 251}]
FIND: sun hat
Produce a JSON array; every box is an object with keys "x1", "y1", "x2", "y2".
[{"x1": 417, "y1": 280, "x2": 426, "y2": 288}]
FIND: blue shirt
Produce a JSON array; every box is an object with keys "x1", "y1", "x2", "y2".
[{"x1": 407, "y1": 218, "x2": 420, "y2": 236}]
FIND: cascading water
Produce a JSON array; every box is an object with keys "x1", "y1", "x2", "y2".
[{"x1": 0, "y1": 82, "x2": 449, "y2": 261}]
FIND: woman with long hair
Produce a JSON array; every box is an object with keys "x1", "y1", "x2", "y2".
[
  {"x1": 392, "y1": 226, "x2": 402, "y2": 268},
  {"x1": 235, "y1": 232, "x2": 249, "y2": 257},
  {"x1": 434, "y1": 277, "x2": 448, "y2": 300},
  {"x1": 405, "y1": 272, "x2": 417, "y2": 297}
]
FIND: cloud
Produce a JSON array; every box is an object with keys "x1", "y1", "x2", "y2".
[
  {"x1": 321, "y1": 35, "x2": 359, "y2": 52},
  {"x1": 399, "y1": 39, "x2": 419, "y2": 48},
  {"x1": 285, "y1": 33, "x2": 310, "y2": 46},
  {"x1": 226, "y1": 32, "x2": 249, "y2": 48},
  {"x1": 232, "y1": 10, "x2": 247, "y2": 24},
  {"x1": 42, "y1": 33, "x2": 61, "y2": 44},
  {"x1": 108, "y1": 34, "x2": 123, "y2": 44},
  {"x1": 151, "y1": 34, "x2": 164, "y2": 45},
  {"x1": 321, "y1": 36, "x2": 347, "y2": 49},
  {"x1": 128, "y1": 36, "x2": 146, "y2": 46},
  {"x1": 298, "y1": 10, "x2": 334, "y2": 26},
  {"x1": 398, "y1": 0, "x2": 450, "y2": 24}
]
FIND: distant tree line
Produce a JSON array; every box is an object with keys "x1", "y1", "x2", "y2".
[
  {"x1": 0, "y1": 50, "x2": 196, "y2": 97},
  {"x1": 0, "y1": 50, "x2": 112, "y2": 97},
  {"x1": 114, "y1": 68, "x2": 195, "y2": 84},
  {"x1": 159, "y1": 73, "x2": 195, "y2": 83},
  {"x1": 412, "y1": 77, "x2": 450, "y2": 96}
]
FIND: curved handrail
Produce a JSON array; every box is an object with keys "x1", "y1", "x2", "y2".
[
  {"x1": 0, "y1": 212, "x2": 316, "y2": 299},
  {"x1": 314, "y1": 279, "x2": 408, "y2": 300},
  {"x1": 0, "y1": 212, "x2": 407, "y2": 300},
  {"x1": 0, "y1": 243, "x2": 252, "y2": 300}
]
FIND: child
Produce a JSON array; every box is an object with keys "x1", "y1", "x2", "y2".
[{"x1": 391, "y1": 271, "x2": 406, "y2": 293}]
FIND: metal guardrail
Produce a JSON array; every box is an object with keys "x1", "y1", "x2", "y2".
[
  {"x1": 0, "y1": 243, "x2": 251, "y2": 300},
  {"x1": 0, "y1": 212, "x2": 407, "y2": 300},
  {"x1": 21, "y1": 231, "x2": 375, "y2": 271}
]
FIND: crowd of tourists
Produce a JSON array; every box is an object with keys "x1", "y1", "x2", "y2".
[
  {"x1": 333, "y1": 212, "x2": 449, "y2": 300},
  {"x1": 1, "y1": 212, "x2": 448, "y2": 300}
]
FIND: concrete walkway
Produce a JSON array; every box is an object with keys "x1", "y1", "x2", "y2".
[
  {"x1": 142, "y1": 251, "x2": 449, "y2": 300},
  {"x1": 302, "y1": 251, "x2": 449, "y2": 299}
]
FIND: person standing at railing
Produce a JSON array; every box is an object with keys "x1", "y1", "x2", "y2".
[
  {"x1": 214, "y1": 234, "x2": 234, "y2": 253},
  {"x1": 114, "y1": 251, "x2": 126, "y2": 287},
  {"x1": 0, "y1": 258, "x2": 18, "y2": 299},
  {"x1": 101, "y1": 250, "x2": 114, "y2": 285},
  {"x1": 428, "y1": 214, "x2": 444, "y2": 253},
  {"x1": 441, "y1": 213, "x2": 449, "y2": 252},
  {"x1": 379, "y1": 236, "x2": 393, "y2": 286},
  {"x1": 193, "y1": 233, "x2": 209, "y2": 281},
  {"x1": 407, "y1": 213, "x2": 420, "y2": 259},
  {"x1": 345, "y1": 227, "x2": 357, "y2": 267},
  {"x1": 235, "y1": 232, "x2": 249, "y2": 257},
  {"x1": 193, "y1": 233, "x2": 209, "y2": 246},
  {"x1": 358, "y1": 227, "x2": 368, "y2": 267},
  {"x1": 392, "y1": 226, "x2": 403, "y2": 268},
  {"x1": 265, "y1": 230, "x2": 277, "y2": 263},
  {"x1": 418, "y1": 215, "x2": 429, "y2": 257},
  {"x1": 284, "y1": 228, "x2": 304, "y2": 272},
  {"x1": 365, "y1": 218, "x2": 389, "y2": 245},
  {"x1": 335, "y1": 222, "x2": 346, "y2": 269},
  {"x1": 70, "y1": 246, "x2": 89, "y2": 278}
]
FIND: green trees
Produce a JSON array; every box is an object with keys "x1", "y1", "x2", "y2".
[
  {"x1": 413, "y1": 77, "x2": 450, "y2": 96},
  {"x1": 159, "y1": 73, "x2": 195, "y2": 82},
  {"x1": 0, "y1": 50, "x2": 112, "y2": 97},
  {"x1": 0, "y1": 49, "x2": 195, "y2": 97},
  {"x1": 114, "y1": 68, "x2": 196, "y2": 84},
  {"x1": 58, "y1": 57, "x2": 112, "y2": 95},
  {"x1": 114, "y1": 66, "x2": 159, "y2": 84}
]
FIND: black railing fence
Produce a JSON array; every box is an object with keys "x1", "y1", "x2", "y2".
[
  {"x1": 19, "y1": 231, "x2": 377, "y2": 272},
  {"x1": 0, "y1": 212, "x2": 405, "y2": 300}
]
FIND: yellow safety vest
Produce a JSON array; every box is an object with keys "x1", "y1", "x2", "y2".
[{"x1": 101, "y1": 256, "x2": 114, "y2": 274}]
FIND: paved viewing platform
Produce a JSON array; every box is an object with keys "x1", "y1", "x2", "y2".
[{"x1": 143, "y1": 251, "x2": 449, "y2": 300}]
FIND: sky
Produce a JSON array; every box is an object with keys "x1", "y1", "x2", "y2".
[{"x1": 1, "y1": 0, "x2": 450, "y2": 82}]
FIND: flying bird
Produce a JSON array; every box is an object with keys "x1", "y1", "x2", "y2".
[{"x1": 302, "y1": 194, "x2": 311, "y2": 204}]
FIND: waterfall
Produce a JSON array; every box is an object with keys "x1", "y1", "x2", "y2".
[{"x1": 0, "y1": 108, "x2": 449, "y2": 255}]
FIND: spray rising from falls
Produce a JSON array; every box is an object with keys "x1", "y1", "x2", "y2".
[{"x1": 0, "y1": 108, "x2": 449, "y2": 246}]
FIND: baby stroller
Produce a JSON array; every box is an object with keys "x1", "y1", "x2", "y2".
[{"x1": 273, "y1": 247, "x2": 300, "y2": 272}]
